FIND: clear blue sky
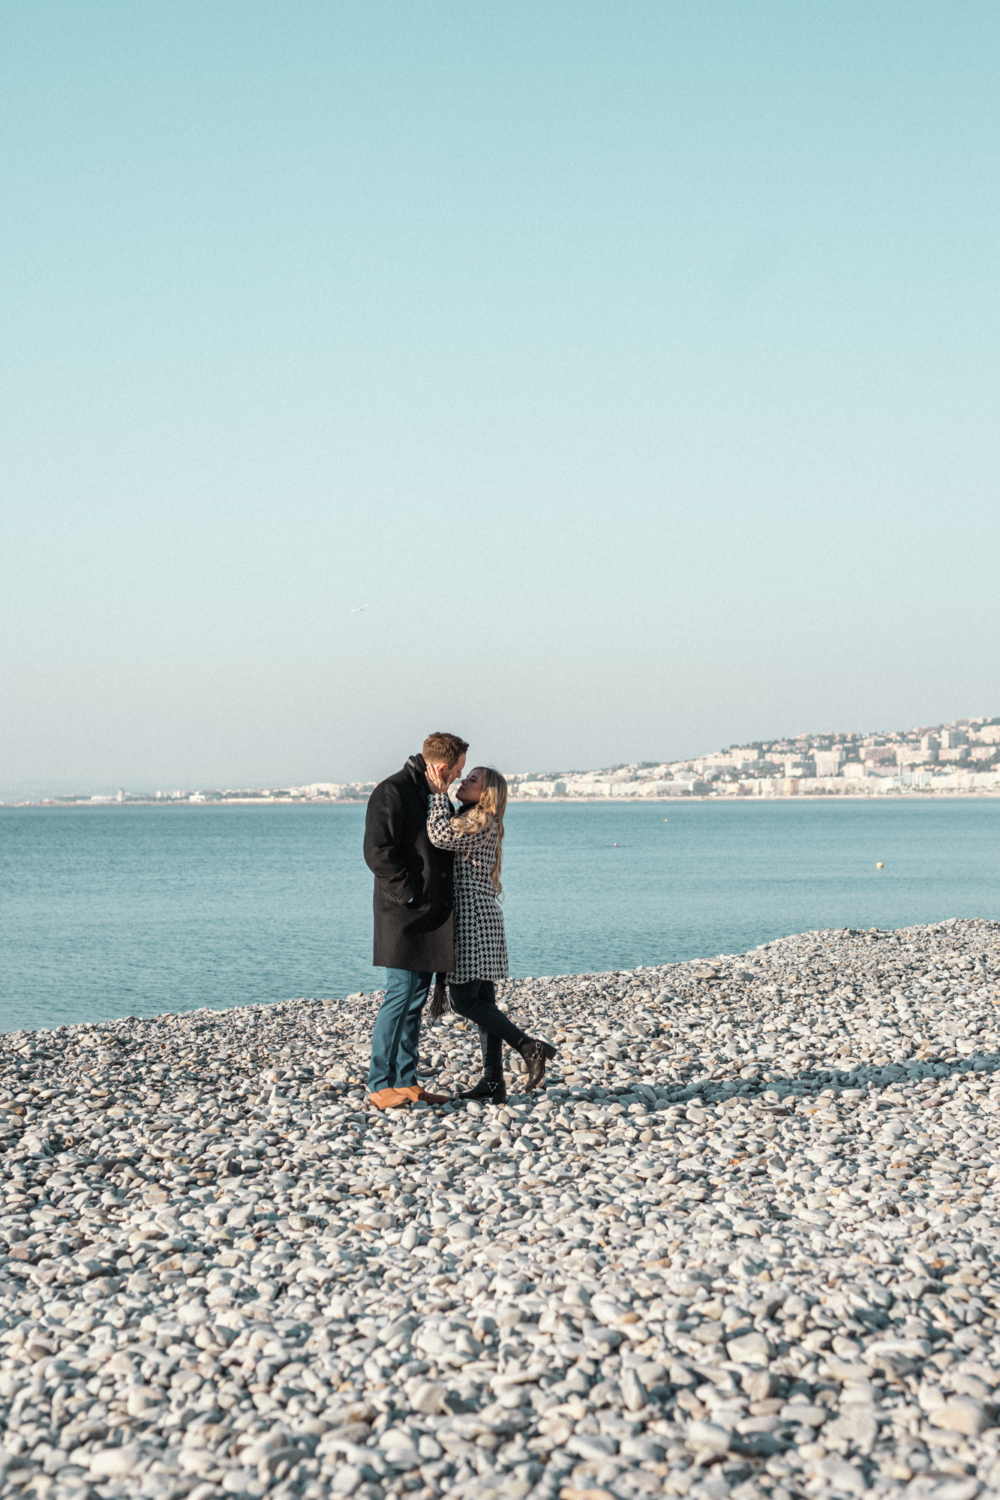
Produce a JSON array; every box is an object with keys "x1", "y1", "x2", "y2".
[{"x1": 2, "y1": 2, "x2": 998, "y2": 795}]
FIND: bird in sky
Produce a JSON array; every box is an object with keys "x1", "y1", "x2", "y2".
[{"x1": 349, "y1": 604, "x2": 371, "y2": 613}]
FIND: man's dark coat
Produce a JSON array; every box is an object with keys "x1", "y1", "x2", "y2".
[{"x1": 364, "y1": 754, "x2": 455, "y2": 971}]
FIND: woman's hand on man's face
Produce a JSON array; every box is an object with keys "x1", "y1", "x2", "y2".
[{"x1": 426, "y1": 763, "x2": 452, "y2": 794}]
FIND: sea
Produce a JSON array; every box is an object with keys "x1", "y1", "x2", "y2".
[{"x1": 3, "y1": 798, "x2": 999, "y2": 1034}]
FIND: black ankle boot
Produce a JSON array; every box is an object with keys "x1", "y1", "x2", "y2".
[
  {"x1": 458, "y1": 1075, "x2": 507, "y2": 1104},
  {"x1": 519, "y1": 1038, "x2": 557, "y2": 1092}
]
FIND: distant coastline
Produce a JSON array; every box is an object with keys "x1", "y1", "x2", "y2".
[
  {"x1": 9, "y1": 709, "x2": 998, "y2": 807},
  {"x1": 8, "y1": 791, "x2": 1000, "y2": 809}
]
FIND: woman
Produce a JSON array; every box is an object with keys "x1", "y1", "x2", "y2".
[{"x1": 425, "y1": 764, "x2": 556, "y2": 1102}]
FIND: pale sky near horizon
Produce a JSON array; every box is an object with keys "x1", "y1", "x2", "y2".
[{"x1": 3, "y1": 2, "x2": 999, "y2": 796}]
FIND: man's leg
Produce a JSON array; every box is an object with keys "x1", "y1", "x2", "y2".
[
  {"x1": 394, "y1": 969, "x2": 431, "y2": 1089},
  {"x1": 369, "y1": 969, "x2": 431, "y2": 1094}
]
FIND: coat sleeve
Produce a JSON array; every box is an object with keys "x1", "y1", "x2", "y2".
[
  {"x1": 364, "y1": 783, "x2": 416, "y2": 906},
  {"x1": 426, "y1": 792, "x2": 491, "y2": 851}
]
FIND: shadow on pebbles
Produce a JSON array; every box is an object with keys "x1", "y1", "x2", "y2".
[{"x1": 3, "y1": 919, "x2": 1000, "y2": 1500}]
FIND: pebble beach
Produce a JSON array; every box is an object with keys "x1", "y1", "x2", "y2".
[{"x1": 3, "y1": 919, "x2": 1000, "y2": 1500}]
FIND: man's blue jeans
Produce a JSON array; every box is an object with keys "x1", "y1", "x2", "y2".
[{"x1": 368, "y1": 969, "x2": 432, "y2": 1093}]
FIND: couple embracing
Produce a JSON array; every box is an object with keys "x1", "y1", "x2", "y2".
[{"x1": 363, "y1": 731, "x2": 556, "y2": 1111}]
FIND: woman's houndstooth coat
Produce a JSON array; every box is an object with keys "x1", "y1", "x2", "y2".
[{"x1": 426, "y1": 793, "x2": 508, "y2": 983}]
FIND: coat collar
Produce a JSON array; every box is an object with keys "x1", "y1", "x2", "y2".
[{"x1": 405, "y1": 753, "x2": 428, "y2": 791}]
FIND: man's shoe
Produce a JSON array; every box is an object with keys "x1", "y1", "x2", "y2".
[
  {"x1": 458, "y1": 1076, "x2": 507, "y2": 1105},
  {"x1": 369, "y1": 1088, "x2": 412, "y2": 1111},
  {"x1": 519, "y1": 1039, "x2": 557, "y2": 1092},
  {"x1": 398, "y1": 1085, "x2": 450, "y2": 1105}
]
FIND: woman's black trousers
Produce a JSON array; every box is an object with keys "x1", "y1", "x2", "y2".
[{"x1": 448, "y1": 979, "x2": 528, "y2": 1079}]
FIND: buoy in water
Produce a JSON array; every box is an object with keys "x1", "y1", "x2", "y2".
[{"x1": 876, "y1": 862, "x2": 884, "y2": 869}]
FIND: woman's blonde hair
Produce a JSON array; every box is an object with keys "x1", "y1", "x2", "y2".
[{"x1": 450, "y1": 767, "x2": 508, "y2": 893}]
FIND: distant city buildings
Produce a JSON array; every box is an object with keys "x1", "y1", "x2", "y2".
[
  {"x1": 18, "y1": 714, "x2": 1000, "y2": 808},
  {"x1": 49, "y1": 782, "x2": 377, "y2": 807},
  {"x1": 503, "y1": 714, "x2": 1000, "y2": 801}
]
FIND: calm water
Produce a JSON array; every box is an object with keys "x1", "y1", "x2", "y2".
[{"x1": 2, "y1": 799, "x2": 999, "y2": 1033}]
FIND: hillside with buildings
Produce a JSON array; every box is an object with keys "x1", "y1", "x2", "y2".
[
  {"x1": 38, "y1": 714, "x2": 1000, "y2": 806},
  {"x1": 507, "y1": 714, "x2": 1000, "y2": 800}
]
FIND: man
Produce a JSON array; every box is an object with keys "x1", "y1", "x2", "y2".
[{"x1": 363, "y1": 731, "x2": 469, "y2": 1109}]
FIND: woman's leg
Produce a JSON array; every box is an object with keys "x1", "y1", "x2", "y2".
[
  {"x1": 449, "y1": 980, "x2": 500, "y2": 1078},
  {"x1": 448, "y1": 980, "x2": 505, "y2": 1101},
  {"x1": 472, "y1": 982, "x2": 558, "y2": 1093},
  {"x1": 474, "y1": 983, "x2": 504, "y2": 1079},
  {"x1": 449, "y1": 979, "x2": 529, "y2": 1062},
  {"x1": 480, "y1": 1029, "x2": 503, "y2": 1077},
  {"x1": 449, "y1": 979, "x2": 555, "y2": 1096}
]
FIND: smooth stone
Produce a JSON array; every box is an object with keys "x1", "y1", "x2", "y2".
[
  {"x1": 89, "y1": 1446, "x2": 140, "y2": 1478},
  {"x1": 930, "y1": 1398, "x2": 993, "y2": 1436},
  {"x1": 685, "y1": 1420, "x2": 732, "y2": 1457},
  {"x1": 726, "y1": 1331, "x2": 772, "y2": 1364}
]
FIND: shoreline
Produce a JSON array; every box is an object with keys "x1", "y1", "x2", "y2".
[{"x1": 7, "y1": 791, "x2": 1000, "y2": 809}]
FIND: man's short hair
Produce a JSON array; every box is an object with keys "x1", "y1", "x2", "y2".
[{"x1": 423, "y1": 732, "x2": 469, "y2": 768}]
